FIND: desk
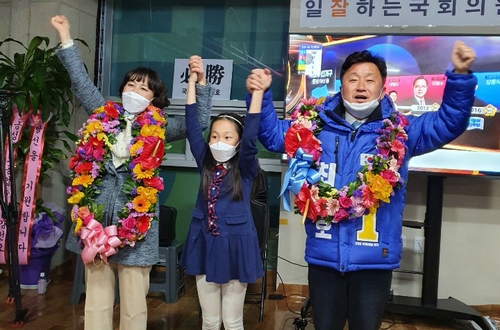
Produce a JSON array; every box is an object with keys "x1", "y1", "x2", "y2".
[{"x1": 385, "y1": 176, "x2": 495, "y2": 330}]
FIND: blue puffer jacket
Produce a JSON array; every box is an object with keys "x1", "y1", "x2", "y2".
[{"x1": 254, "y1": 71, "x2": 477, "y2": 272}]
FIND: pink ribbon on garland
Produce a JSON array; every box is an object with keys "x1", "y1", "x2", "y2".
[
  {"x1": 80, "y1": 219, "x2": 122, "y2": 265},
  {"x1": 17, "y1": 113, "x2": 47, "y2": 265},
  {"x1": 0, "y1": 108, "x2": 27, "y2": 264}
]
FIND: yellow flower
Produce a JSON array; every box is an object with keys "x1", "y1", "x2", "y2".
[
  {"x1": 74, "y1": 218, "x2": 83, "y2": 235},
  {"x1": 152, "y1": 110, "x2": 167, "y2": 124},
  {"x1": 137, "y1": 186, "x2": 158, "y2": 203},
  {"x1": 132, "y1": 164, "x2": 154, "y2": 179},
  {"x1": 365, "y1": 172, "x2": 392, "y2": 203},
  {"x1": 94, "y1": 105, "x2": 105, "y2": 114},
  {"x1": 140, "y1": 124, "x2": 165, "y2": 139},
  {"x1": 67, "y1": 191, "x2": 85, "y2": 204},
  {"x1": 133, "y1": 195, "x2": 152, "y2": 213},
  {"x1": 85, "y1": 121, "x2": 104, "y2": 134},
  {"x1": 96, "y1": 132, "x2": 106, "y2": 142},
  {"x1": 72, "y1": 174, "x2": 94, "y2": 188},
  {"x1": 130, "y1": 140, "x2": 145, "y2": 156}
]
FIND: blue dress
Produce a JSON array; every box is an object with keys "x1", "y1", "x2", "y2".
[{"x1": 180, "y1": 104, "x2": 263, "y2": 284}]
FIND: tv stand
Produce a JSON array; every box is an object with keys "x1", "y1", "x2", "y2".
[{"x1": 385, "y1": 175, "x2": 495, "y2": 329}]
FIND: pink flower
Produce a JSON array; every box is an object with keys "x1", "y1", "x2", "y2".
[
  {"x1": 338, "y1": 196, "x2": 352, "y2": 209},
  {"x1": 326, "y1": 198, "x2": 340, "y2": 217},
  {"x1": 121, "y1": 217, "x2": 137, "y2": 230},
  {"x1": 333, "y1": 209, "x2": 349, "y2": 222},
  {"x1": 380, "y1": 169, "x2": 398, "y2": 187},
  {"x1": 301, "y1": 98, "x2": 318, "y2": 106}
]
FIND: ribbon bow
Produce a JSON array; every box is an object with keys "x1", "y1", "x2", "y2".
[
  {"x1": 80, "y1": 219, "x2": 122, "y2": 265},
  {"x1": 279, "y1": 147, "x2": 321, "y2": 212}
]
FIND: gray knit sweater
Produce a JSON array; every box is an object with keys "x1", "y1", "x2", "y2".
[{"x1": 58, "y1": 45, "x2": 214, "y2": 266}]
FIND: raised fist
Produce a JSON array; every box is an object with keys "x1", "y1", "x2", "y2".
[{"x1": 451, "y1": 41, "x2": 475, "y2": 74}]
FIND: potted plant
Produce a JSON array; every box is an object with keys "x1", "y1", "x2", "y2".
[{"x1": 0, "y1": 35, "x2": 87, "y2": 281}]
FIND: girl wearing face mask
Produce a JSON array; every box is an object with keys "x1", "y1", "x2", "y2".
[
  {"x1": 180, "y1": 65, "x2": 269, "y2": 330},
  {"x1": 51, "y1": 15, "x2": 214, "y2": 330}
]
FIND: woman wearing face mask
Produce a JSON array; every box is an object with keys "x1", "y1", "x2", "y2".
[
  {"x1": 180, "y1": 63, "x2": 268, "y2": 330},
  {"x1": 250, "y1": 44, "x2": 476, "y2": 330},
  {"x1": 51, "y1": 15, "x2": 214, "y2": 330}
]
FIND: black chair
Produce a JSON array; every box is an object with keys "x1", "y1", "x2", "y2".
[
  {"x1": 149, "y1": 205, "x2": 185, "y2": 303},
  {"x1": 249, "y1": 168, "x2": 270, "y2": 322}
]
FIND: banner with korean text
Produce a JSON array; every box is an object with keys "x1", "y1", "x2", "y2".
[{"x1": 300, "y1": 0, "x2": 500, "y2": 28}]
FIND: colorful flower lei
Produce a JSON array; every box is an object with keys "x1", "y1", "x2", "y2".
[
  {"x1": 283, "y1": 97, "x2": 409, "y2": 224},
  {"x1": 67, "y1": 101, "x2": 167, "y2": 259}
]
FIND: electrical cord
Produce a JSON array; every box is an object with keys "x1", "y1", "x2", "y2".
[{"x1": 264, "y1": 249, "x2": 313, "y2": 322}]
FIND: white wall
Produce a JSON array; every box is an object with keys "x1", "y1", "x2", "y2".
[
  {"x1": 277, "y1": 0, "x2": 500, "y2": 306},
  {"x1": 2, "y1": 0, "x2": 98, "y2": 268}
]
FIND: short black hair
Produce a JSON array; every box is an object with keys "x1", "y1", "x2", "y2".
[
  {"x1": 340, "y1": 50, "x2": 387, "y2": 82},
  {"x1": 119, "y1": 67, "x2": 170, "y2": 109}
]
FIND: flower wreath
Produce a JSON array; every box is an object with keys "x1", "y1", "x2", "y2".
[
  {"x1": 282, "y1": 97, "x2": 409, "y2": 224},
  {"x1": 67, "y1": 101, "x2": 167, "y2": 263}
]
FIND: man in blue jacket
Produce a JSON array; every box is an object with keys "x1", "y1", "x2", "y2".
[{"x1": 246, "y1": 41, "x2": 476, "y2": 329}]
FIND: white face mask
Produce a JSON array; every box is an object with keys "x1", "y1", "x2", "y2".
[
  {"x1": 209, "y1": 142, "x2": 238, "y2": 163},
  {"x1": 342, "y1": 89, "x2": 383, "y2": 119},
  {"x1": 122, "y1": 91, "x2": 152, "y2": 115}
]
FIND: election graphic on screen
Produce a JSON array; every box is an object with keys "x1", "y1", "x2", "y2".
[{"x1": 286, "y1": 34, "x2": 500, "y2": 176}]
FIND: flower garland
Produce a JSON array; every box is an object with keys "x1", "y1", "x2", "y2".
[
  {"x1": 67, "y1": 101, "x2": 167, "y2": 261},
  {"x1": 282, "y1": 97, "x2": 409, "y2": 224}
]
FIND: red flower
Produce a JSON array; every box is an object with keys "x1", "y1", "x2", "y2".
[
  {"x1": 136, "y1": 216, "x2": 151, "y2": 234},
  {"x1": 143, "y1": 177, "x2": 164, "y2": 190},
  {"x1": 361, "y1": 185, "x2": 377, "y2": 208},
  {"x1": 284, "y1": 125, "x2": 321, "y2": 161},
  {"x1": 135, "y1": 138, "x2": 164, "y2": 170},
  {"x1": 69, "y1": 154, "x2": 82, "y2": 170},
  {"x1": 75, "y1": 162, "x2": 93, "y2": 174},
  {"x1": 136, "y1": 112, "x2": 152, "y2": 126},
  {"x1": 296, "y1": 185, "x2": 318, "y2": 221},
  {"x1": 104, "y1": 102, "x2": 119, "y2": 119},
  {"x1": 316, "y1": 198, "x2": 328, "y2": 218}
]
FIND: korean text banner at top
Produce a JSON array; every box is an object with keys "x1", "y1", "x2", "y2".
[{"x1": 300, "y1": 0, "x2": 500, "y2": 28}]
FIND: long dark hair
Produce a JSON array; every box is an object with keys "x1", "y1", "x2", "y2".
[
  {"x1": 201, "y1": 113, "x2": 245, "y2": 201},
  {"x1": 118, "y1": 67, "x2": 170, "y2": 108}
]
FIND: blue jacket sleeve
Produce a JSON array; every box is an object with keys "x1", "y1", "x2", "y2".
[
  {"x1": 405, "y1": 71, "x2": 477, "y2": 157},
  {"x1": 238, "y1": 113, "x2": 260, "y2": 179},
  {"x1": 185, "y1": 103, "x2": 207, "y2": 170},
  {"x1": 246, "y1": 89, "x2": 291, "y2": 153}
]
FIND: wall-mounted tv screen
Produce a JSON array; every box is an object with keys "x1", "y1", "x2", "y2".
[{"x1": 287, "y1": 34, "x2": 500, "y2": 176}]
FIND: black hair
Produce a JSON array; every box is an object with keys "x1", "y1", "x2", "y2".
[
  {"x1": 340, "y1": 50, "x2": 387, "y2": 82},
  {"x1": 201, "y1": 112, "x2": 245, "y2": 201},
  {"x1": 388, "y1": 90, "x2": 397, "y2": 95},
  {"x1": 118, "y1": 67, "x2": 170, "y2": 109},
  {"x1": 412, "y1": 76, "x2": 428, "y2": 87}
]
